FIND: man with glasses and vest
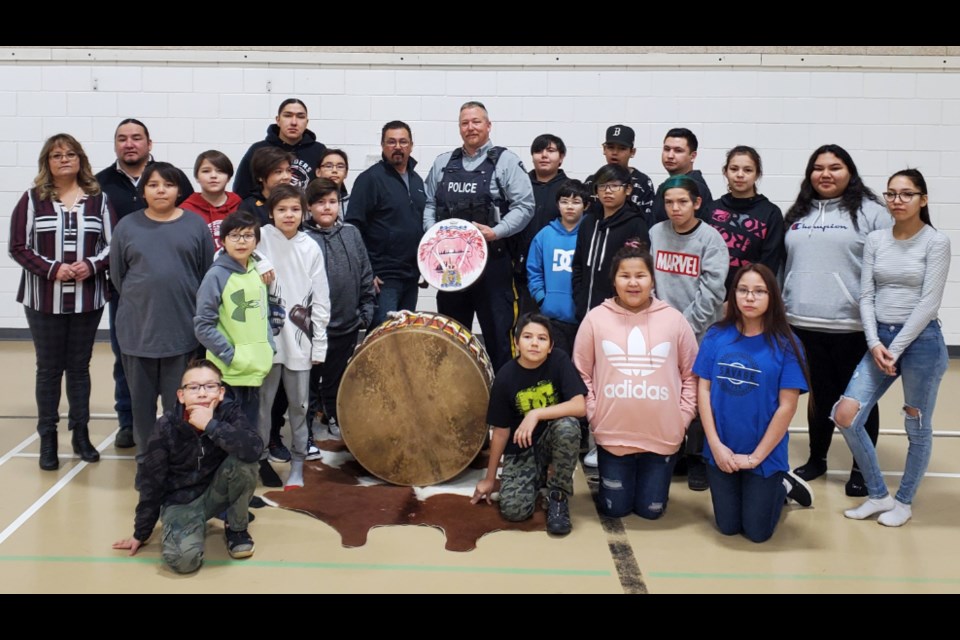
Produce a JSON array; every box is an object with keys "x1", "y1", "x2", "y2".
[{"x1": 423, "y1": 101, "x2": 535, "y2": 373}]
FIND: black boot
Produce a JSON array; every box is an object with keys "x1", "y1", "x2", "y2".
[
  {"x1": 39, "y1": 432, "x2": 59, "y2": 471},
  {"x1": 71, "y1": 426, "x2": 100, "y2": 463}
]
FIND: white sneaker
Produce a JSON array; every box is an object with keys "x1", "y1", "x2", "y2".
[
  {"x1": 583, "y1": 447, "x2": 598, "y2": 468},
  {"x1": 844, "y1": 495, "x2": 896, "y2": 520},
  {"x1": 878, "y1": 501, "x2": 912, "y2": 527},
  {"x1": 328, "y1": 418, "x2": 342, "y2": 440},
  {"x1": 305, "y1": 438, "x2": 323, "y2": 461}
]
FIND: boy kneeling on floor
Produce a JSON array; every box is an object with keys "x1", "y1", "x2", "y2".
[
  {"x1": 113, "y1": 359, "x2": 263, "y2": 573},
  {"x1": 471, "y1": 313, "x2": 587, "y2": 536}
]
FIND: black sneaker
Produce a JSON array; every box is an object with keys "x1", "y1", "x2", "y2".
[
  {"x1": 783, "y1": 471, "x2": 814, "y2": 507},
  {"x1": 845, "y1": 468, "x2": 868, "y2": 497},
  {"x1": 268, "y1": 439, "x2": 292, "y2": 463},
  {"x1": 305, "y1": 437, "x2": 323, "y2": 461},
  {"x1": 217, "y1": 509, "x2": 256, "y2": 524},
  {"x1": 793, "y1": 457, "x2": 827, "y2": 482},
  {"x1": 115, "y1": 428, "x2": 135, "y2": 449},
  {"x1": 224, "y1": 525, "x2": 255, "y2": 559},
  {"x1": 259, "y1": 459, "x2": 283, "y2": 488},
  {"x1": 687, "y1": 457, "x2": 709, "y2": 491},
  {"x1": 546, "y1": 490, "x2": 572, "y2": 536}
]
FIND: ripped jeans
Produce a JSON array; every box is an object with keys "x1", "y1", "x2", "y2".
[
  {"x1": 597, "y1": 446, "x2": 678, "y2": 519},
  {"x1": 835, "y1": 321, "x2": 948, "y2": 505}
]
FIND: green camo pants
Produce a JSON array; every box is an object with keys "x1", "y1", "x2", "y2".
[
  {"x1": 160, "y1": 455, "x2": 258, "y2": 574},
  {"x1": 499, "y1": 417, "x2": 580, "y2": 522}
]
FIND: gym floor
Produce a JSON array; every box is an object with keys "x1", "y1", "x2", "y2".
[{"x1": 1, "y1": 341, "x2": 958, "y2": 594}]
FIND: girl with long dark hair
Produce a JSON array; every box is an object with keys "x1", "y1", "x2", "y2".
[
  {"x1": 782, "y1": 144, "x2": 890, "y2": 496},
  {"x1": 695, "y1": 264, "x2": 813, "y2": 542},
  {"x1": 834, "y1": 169, "x2": 950, "y2": 527}
]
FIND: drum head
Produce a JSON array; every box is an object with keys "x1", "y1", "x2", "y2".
[
  {"x1": 417, "y1": 218, "x2": 488, "y2": 291},
  {"x1": 337, "y1": 325, "x2": 490, "y2": 486}
]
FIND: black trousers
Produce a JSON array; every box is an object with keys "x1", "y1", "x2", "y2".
[
  {"x1": 793, "y1": 327, "x2": 879, "y2": 464},
  {"x1": 309, "y1": 329, "x2": 360, "y2": 424},
  {"x1": 25, "y1": 307, "x2": 103, "y2": 437},
  {"x1": 436, "y1": 249, "x2": 517, "y2": 374}
]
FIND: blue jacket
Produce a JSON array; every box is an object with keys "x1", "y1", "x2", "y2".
[{"x1": 527, "y1": 218, "x2": 581, "y2": 324}]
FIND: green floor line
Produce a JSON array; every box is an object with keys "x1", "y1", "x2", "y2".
[
  {"x1": 0, "y1": 554, "x2": 611, "y2": 577},
  {"x1": 649, "y1": 571, "x2": 960, "y2": 585}
]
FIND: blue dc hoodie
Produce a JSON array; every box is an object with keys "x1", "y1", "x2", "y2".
[{"x1": 527, "y1": 218, "x2": 582, "y2": 324}]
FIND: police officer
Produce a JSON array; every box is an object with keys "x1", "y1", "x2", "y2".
[{"x1": 423, "y1": 101, "x2": 535, "y2": 373}]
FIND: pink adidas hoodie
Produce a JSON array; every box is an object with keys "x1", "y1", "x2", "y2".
[{"x1": 573, "y1": 296, "x2": 698, "y2": 455}]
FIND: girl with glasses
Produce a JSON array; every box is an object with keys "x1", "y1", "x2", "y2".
[
  {"x1": 695, "y1": 264, "x2": 813, "y2": 542},
  {"x1": 834, "y1": 169, "x2": 950, "y2": 527}
]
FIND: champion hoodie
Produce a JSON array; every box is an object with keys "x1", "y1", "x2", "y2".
[
  {"x1": 572, "y1": 206, "x2": 650, "y2": 321},
  {"x1": 782, "y1": 196, "x2": 891, "y2": 331},
  {"x1": 572, "y1": 297, "x2": 698, "y2": 456}
]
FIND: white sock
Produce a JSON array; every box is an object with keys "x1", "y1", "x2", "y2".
[
  {"x1": 878, "y1": 501, "x2": 912, "y2": 527},
  {"x1": 285, "y1": 459, "x2": 304, "y2": 490},
  {"x1": 844, "y1": 495, "x2": 896, "y2": 520}
]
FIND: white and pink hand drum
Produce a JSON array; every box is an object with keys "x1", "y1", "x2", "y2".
[{"x1": 417, "y1": 218, "x2": 488, "y2": 291}]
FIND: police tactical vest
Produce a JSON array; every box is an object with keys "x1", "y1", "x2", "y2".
[{"x1": 435, "y1": 146, "x2": 508, "y2": 226}]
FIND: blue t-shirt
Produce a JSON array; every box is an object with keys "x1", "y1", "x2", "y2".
[{"x1": 693, "y1": 324, "x2": 808, "y2": 478}]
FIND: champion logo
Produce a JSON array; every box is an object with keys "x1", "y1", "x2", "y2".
[{"x1": 602, "y1": 327, "x2": 670, "y2": 377}]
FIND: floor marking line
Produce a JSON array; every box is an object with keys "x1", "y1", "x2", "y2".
[
  {"x1": 0, "y1": 554, "x2": 611, "y2": 576},
  {"x1": 0, "y1": 433, "x2": 39, "y2": 468},
  {"x1": 0, "y1": 413, "x2": 118, "y2": 421},
  {"x1": 12, "y1": 453, "x2": 136, "y2": 461},
  {"x1": 0, "y1": 430, "x2": 116, "y2": 547},
  {"x1": 648, "y1": 571, "x2": 960, "y2": 585},
  {"x1": 586, "y1": 467, "x2": 647, "y2": 594}
]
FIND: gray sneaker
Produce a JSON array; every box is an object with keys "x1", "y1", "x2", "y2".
[{"x1": 327, "y1": 417, "x2": 342, "y2": 440}]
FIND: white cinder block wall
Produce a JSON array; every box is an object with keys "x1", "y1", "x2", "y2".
[{"x1": 2, "y1": 53, "x2": 959, "y2": 348}]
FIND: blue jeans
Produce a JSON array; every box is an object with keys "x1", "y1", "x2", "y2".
[
  {"x1": 108, "y1": 294, "x2": 133, "y2": 430},
  {"x1": 371, "y1": 276, "x2": 420, "y2": 328},
  {"x1": 706, "y1": 464, "x2": 786, "y2": 543},
  {"x1": 597, "y1": 446, "x2": 678, "y2": 519},
  {"x1": 836, "y1": 321, "x2": 948, "y2": 505}
]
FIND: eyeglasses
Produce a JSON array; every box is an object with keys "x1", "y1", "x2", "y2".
[
  {"x1": 882, "y1": 191, "x2": 923, "y2": 203},
  {"x1": 181, "y1": 382, "x2": 222, "y2": 393},
  {"x1": 383, "y1": 139, "x2": 411, "y2": 148},
  {"x1": 320, "y1": 163, "x2": 347, "y2": 171},
  {"x1": 51, "y1": 152, "x2": 79, "y2": 162},
  {"x1": 735, "y1": 287, "x2": 769, "y2": 299},
  {"x1": 225, "y1": 232, "x2": 257, "y2": 243},
  {"x1": 597, "y1": 183, "x2": 627, "y2": 193}
]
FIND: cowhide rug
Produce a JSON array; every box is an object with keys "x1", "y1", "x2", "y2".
[{"x1": 263, "y1": 439, "x2": 545, "y2": 552}]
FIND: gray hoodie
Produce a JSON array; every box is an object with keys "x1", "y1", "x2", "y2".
[
  {"x1": 783, "y1": 196, "x2": 891, "y2": 332},
  {"x1": 649, "y1": 220, "x2": 729, "y2": 341},
  {"x1": 304, "y1": 218, "x2": 375, "y2": 336}
]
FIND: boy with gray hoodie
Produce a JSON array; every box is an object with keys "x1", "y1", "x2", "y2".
[{"x1": 304, "y1": 178, "x2": 375, "y2": 442}]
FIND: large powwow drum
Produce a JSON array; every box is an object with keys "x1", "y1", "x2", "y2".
[
  {"x1": 337, "y1": 311, "x2": 495, "y2": 486},
  {"x1": 417, "y1": 218, "x2": 488, "y2": 291}
]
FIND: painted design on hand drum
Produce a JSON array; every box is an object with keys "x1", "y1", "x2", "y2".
[{"x1": 418, "y1": 218, "x2": 488, "y2": 291}]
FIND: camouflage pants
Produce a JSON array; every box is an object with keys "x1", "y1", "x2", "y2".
[
  {"x1": 160, "y1": 455, "x2": 258, "y2": 574},
  {"x1": 499, "y1": 417, "x2": 580, "y2": 522}
]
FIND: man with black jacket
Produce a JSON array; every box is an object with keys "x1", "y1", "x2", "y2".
[
  {"x1": 583, "y1": 125, "x2": 656, "y2": 228},
  {"x1": 112, "y1": 360, "x2": 262, "y2": 574},
  {"x1": 346, "y1": 121, "x2": 426, "y2": 327},
  {"x1": 96, "y1": 118, "x2": 194, "y2": 450},
  {"x1": 651, "y1": 127, "x2": 715, "y2": 223}
]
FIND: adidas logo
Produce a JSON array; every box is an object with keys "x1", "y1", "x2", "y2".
[{"x1": 602, "y1": 327, "x2": 670, "y2": 377}]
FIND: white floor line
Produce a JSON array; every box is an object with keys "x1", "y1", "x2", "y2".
[
  {"x1": 12, "y1": 453, "x2": 136, "y2": 461},
  {"x1": 0, "y1": 430, "x2": 117, "y2": 547},
  {"x1": 0, "y1": 433, "x2": 39, "y2": 467},
  {"x1": 825, "y1": 469, "x2": 960, "y2": 479}
]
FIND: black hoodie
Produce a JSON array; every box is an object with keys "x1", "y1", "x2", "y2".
[
  {"x1": 706, "y1": 192, "x2": 786, "y2": 291},
  {"x1": 572, "y1": 206, "x2": 650, "y2": 321},
  {"x1": 232, "y1": 125, "x2": 327, "y2": 198},
  {"x1": 651, "y1": 169, "x2": 715, "y2": 224}
]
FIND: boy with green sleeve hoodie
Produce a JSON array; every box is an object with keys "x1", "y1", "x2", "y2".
[{"x1": 195, "y1": 211, "x2": 276, "y2": 428}]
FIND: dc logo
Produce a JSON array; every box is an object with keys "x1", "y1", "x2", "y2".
[
  {"x1": 552, "y1": 249, "x2": 574, "y2": 272},
  {"x1": 613, "y1": 127, "x2": 621, "y2": 136}
]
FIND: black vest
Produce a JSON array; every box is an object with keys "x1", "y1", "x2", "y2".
[{"x1": 434, "y1": 147, "x2": 508, "y2": 226}]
